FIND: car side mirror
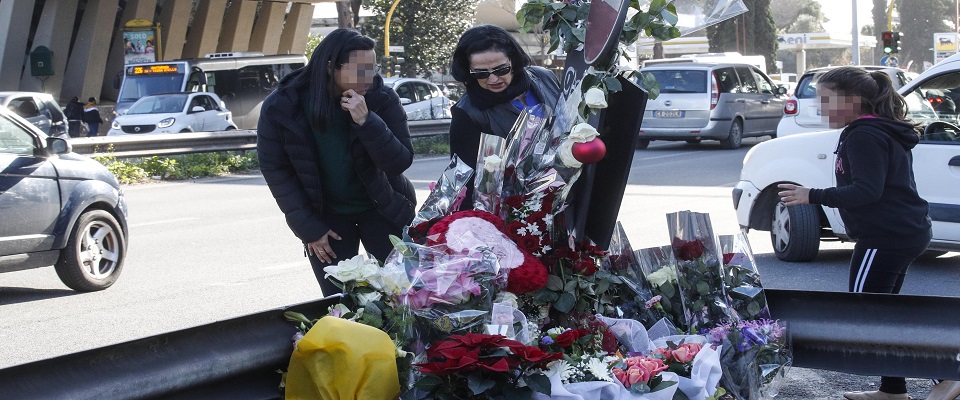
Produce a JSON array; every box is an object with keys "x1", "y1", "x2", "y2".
[
  {"x1": 191, "y1": 106, "x2": 205, "y2": 113},
  {"x1": 400, "y1": 98, "x2": 413, "y2": 105},
  {"x1": 777, "y1": 85, "x2": 788, "y2": 95},
  {"x1": 46, "y1": 136, "x2": 71, "y2": 155}
]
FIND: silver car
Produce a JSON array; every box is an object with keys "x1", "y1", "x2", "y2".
[
  {"x1": 382, "y1": 77, "x2": 453, "y2": 121},
  {"x1": 638, "y1": 63, "x2": 786, "y2": 149},
  {"x1": 0, "y1": 91, "x2": 68, "y2": 137}
]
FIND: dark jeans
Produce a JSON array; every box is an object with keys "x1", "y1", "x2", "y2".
[
  {"x1": 306, "y1": 209, "x2": 401, "y2": 297},
  {"x1": 86, "y1": 122, "x2": 99, "y2": 137},
  {"x1": 847, "y1": 239, "x2": 929, "y2": 394},
  {"x1": 68, "y1": 120, "x2": 82, "y2": 137}
]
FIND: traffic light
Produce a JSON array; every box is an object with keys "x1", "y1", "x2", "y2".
[
  {"x1": 881, "y1": 31, "x2": 893, "y2": 54},
  {"x1": 891, "y1": 31, "x2": 901, "y2": 54}
]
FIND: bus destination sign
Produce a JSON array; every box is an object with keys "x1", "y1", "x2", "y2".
[{"x1": 127, "y1": 64, "x2": 180, "y2": 75}]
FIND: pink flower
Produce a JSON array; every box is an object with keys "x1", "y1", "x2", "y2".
[
  {"x1": 672, "y1": 343, "x2": 703, "y2": 364},
  {"x1": 401, "y1": 287, "x2": 440, "y2": 309},
  {"x1": 614, "y1": 356, "x2": 668, "y2": 388}
]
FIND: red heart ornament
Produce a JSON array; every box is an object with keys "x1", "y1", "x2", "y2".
[{"x1": 571, "y1": 137, "x2": 606, "y2": 164}]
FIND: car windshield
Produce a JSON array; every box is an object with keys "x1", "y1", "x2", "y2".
[
  {"x1": 644, "y1": 70, "x2": 707, "y2": 93},
  {"x1": 127, "y1": 95, "x2": 187, "y2": 115}
]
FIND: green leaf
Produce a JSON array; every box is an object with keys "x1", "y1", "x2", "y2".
[
  {"x1": 467, "y1": 373, "x2": 496, "y2": 395},
  {"x1": 414, "y1": 374, "x2": 443, "y2": 391},
  {"x1": 546, "y1": 274, "x2": 564, "y2": 291},
  {"x1": 504, "y1": 386, "x2": 534, "y2": 400},
  {"x1": 564, "y1": 280, "x2": 578, "y2": 292},
  {"x1": 696, "y1": 281, "x2": 710, "y2": 295},
  {"x1": 526, "y1": 373, "x2": 552, "y2": 395},
  {"x1": 572, "y1": 27, "x2": 586, "y2": 42},
  {"x1": 595, "y1": 279, "x2": 610, "y2": 294},
  {"x1": 603, "y1": 77, "x2": 622, "y2": 92},
  {"x1": 555, "y1": 292, "x2": 577, "y2": 313},
  {"x1": 561, "y1": 8, "x2": 577, "y2": 21},
  {"x1": 650, "y1": 0, "x2": 667, "y2": 11},
  {"x1": 652, "y1": 379, "x2": 678, "y2": 391},
  {"x1": 283, "y1": 311, "x2": 311, "y2": 324}
]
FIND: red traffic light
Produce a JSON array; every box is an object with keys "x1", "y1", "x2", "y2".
[{"x1": 882, "y1": 31, "x2": 893, "y2": 40}]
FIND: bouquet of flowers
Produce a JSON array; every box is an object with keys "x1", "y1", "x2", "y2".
[
  {"x1": 610, "y1": 355, "x2": 679, "y2": 399},
  {"x1": 666, "y1": 210, "x2": 738, "y2": 334},
  {"x1": 407, "y1": 156, "x2": 474, "y2": 244},
  {"x1": 607, "y1": 222, "x2": 664, "y2": 328},
  {"x1": 532, "y1": 236, "x2": 621, "y2": 320},
  {"x1": 650, "y1": 335, "x2": 723, "y2": 400},
  {"x1": 411, "y1": 332, "x2": 562, "y2": 399},
  {"x1": 719, "y1": 233, "x2": 771, "y2": 321},
  {"x1": 637, "y1": 245, "x2": 687, "y2": 333},
  {"x1": 473, "y1": 133, "x2": 509, "y2": 214},
  {"x1": 707, "y1": 319, "x2": 792, "y2": 400}
]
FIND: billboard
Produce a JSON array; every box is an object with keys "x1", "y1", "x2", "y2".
[
  {"x1": 934, "y1": 33, "x2": 958, "y2": 65},
  {"x1": 123, "y1": 30, "x2": 157, "y2": 64}
]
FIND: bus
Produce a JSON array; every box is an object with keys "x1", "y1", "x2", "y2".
[{"x1": 115, "y1": 52, "x2": 306, "y2": 129}]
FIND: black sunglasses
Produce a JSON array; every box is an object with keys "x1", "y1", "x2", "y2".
[{"x1": 469, "y1": 64, "x2": 512, "y2": 80}]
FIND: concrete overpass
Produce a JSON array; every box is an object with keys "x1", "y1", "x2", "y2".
[{"x1": 0, "y1": 0, "x2": 331, "y2": 103}]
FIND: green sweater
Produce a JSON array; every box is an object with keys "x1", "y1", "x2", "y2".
[{"x1": 312, "y1": 111, "x2": 375, "y2": 215}]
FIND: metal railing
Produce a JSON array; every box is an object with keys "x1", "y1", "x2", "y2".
[
  {"x1": 68, "y1": 119, "x2": 451, "y2": 159},
  {"x1": 0, "y1": 289, "x2": 957, "y2": 399}
]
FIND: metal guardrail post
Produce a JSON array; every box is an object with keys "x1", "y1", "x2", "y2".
[
  {"x1": 68, "y1": 120, "x2": 451, "y2": 159},
  {"x1": 1, "y1": 289, "x2": 956, "y2": 398}
]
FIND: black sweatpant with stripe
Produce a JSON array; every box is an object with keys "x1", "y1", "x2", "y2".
[{"x1": 847, "y1": 241, "x2": 929, "y2": 394}]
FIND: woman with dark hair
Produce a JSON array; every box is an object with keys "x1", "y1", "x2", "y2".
[
  {"x1": 257, "y1": 28, "x2": 416, "y2": 296},
  {"x1": 777, "y1": 66, "x2": 932, "y2": 400},
  {"x1": 448, "y1": 24, "x2": 562, "y2": 208}
]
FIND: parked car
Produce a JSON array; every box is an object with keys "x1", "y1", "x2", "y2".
[
  {"x1": 382, "y1": 77, "x2": 453, "y2": 121},
  {"x1": 108, "y1": 92, "x2": 236, "y2": 135},
  {"x1": 777, "y1": 66, "x2": 911, "y2": 137},
  {"x1": 637, "y1": 62, "x2": 787, "y2": 149},
  {"x1": 0, "y1": 107, "x2": 128, "y2": 291},
  {"x1": 0, "y1": 91, "x2": 68, "y2": 137},
  {"x1": 733, "y1": 55, "x2": 960, "y2": 261}
]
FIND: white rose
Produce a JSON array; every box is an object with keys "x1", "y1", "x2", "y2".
[
  {"x1": 584, "y1": 87, "x2": 608, "y2": 109},
  {"x1": 645, "y1": 267, "x2": 678, "y2": 287},
  {"x1": 558, "y1": 139, "x2": 582, "y2": 168},
  {"x1": 483, "y1": 154, "x2": 503, "y2": 173},
  {"x1": 569, "y1": 122, "x2": 599, "y2": 142},
  {"x1": 355, "y1": 291, "x2": 382, "y2": 307},
  {"x1": 380, "y1": 264, "x2": 411, "y2": 295},
  {"x1": 324, "y1": 254, "x2": 381, "y2": 285}
]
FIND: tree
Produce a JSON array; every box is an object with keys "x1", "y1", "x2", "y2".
[
  {"x1": 362, "y1": 0, "x2": 477, "y2": 78},
  {"x1": 707, "y1": 0, "x2": 779, "y2": 72},
  {"x1": 872, "y1": 0, "x2": 888, "y2": 62},
  {"x1": 896, "y1": 0, "x2": 952, "y2": 71}
]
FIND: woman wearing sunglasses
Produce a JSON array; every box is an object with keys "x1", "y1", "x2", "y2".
[
  {"x1": 448, "y1": 24, "x2": 562, "y2": 209},
  {"x1": 257, "y1": 29, "x2": 416, "y2": 296}
]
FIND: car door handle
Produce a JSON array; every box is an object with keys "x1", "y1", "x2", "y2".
[
  {"x1": 736, "y1": 99, "x2": 746, "y2": 103},
  {"x1": 949, "y1": 156, "x2": 960, "y2": 166},
  {"x1": 760, "y1": 100, "x2": 770, "y2": 104}
]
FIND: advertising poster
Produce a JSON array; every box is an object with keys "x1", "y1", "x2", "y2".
[
  {"x1": 123, "y1": 30, "x2": 157, "y2": 64},
  {"x1": 934, "y1": 32, "x2": 958, "y2": 65}
]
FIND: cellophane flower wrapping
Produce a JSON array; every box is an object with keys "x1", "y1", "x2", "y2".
[
  {"x1": 473, "y1": 133, "x2": 509, "y2": 214},
  {"x1": 650, "y1": 335, "x2": 723, "y2": 400},
  {"x1": 719, "y1": 232, "x2": 772, "y2": 321},
  {"x1": 706, "y1": 319, "x2": 793, "y2": 400},
  {"x1": 407, "y1": 156, "x2": 474, "y2": 244},
  {"x1": 608, "y1": 222, "x2": 665, "y2": 328},
  {"x1": 637, "y1": 245, "x2": 687, "y2": 333},
  {"x1": 666, "y1": 210, "x2": 739, "y2": 334}
]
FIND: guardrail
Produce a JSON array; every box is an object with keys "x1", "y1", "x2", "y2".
[
  {"x1": 68, "y1": 119, "x2": 451, "y2": 159},
  {"x1": 0, "y1": 289, "x2": 957, "y2": 399}
]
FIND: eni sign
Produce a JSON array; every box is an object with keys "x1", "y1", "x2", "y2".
[{"x1": 777, "y1": 33, "x2": 833, "y2": 47}]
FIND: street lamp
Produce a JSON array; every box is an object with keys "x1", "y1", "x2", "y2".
[{"x1": 384, "y1": 0, "x2": 402, "y2": 77}]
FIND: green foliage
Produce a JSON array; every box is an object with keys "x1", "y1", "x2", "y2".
[
  {"x1": 896, "y1": 0, "x2": 952, "y2": 71},
  {"x1": 361, "y1": 0, "x2": 476, "y2": 78},
  {"x1": 305, "y1": 33, "x2": 323, "y2": 60},
  {"x1": 411, "y1": 134, "x2": 450, "y2": 156},
  {"x1": 707, "y1": 0, "x2": 779, "y2": 72},
  {"x1": 93, "y1": 152, "x2": 260, "y2": 184}
]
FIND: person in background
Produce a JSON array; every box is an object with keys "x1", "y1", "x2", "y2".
[
  {"x1": 82, "y1": 97, "x2": 103, "y2": 137},
  {"x1": 447, "y1": 24, "x2": 561, "y2": 209},
  {"x1": 256, "y1": 29, "x2": 415, "y2": 297},
  {"x1": 63, "y1": 96, "x2": 84, "y2": 138},
  {"x1": 776, "y1": 66, "x2": 932, "y2": 400}
]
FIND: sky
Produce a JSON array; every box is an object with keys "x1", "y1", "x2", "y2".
[{"x1": 817, "y1": 0, "x2": 880, "y2": 35}]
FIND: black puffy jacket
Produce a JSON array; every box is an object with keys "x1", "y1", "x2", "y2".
[{"x1": 257, "y1": 70, "x2": 416, "y2": 244}]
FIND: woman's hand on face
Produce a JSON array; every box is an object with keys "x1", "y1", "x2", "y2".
[
  {"x1": 340, "y1": 89, "x2": 369, "y2": 126},
  {"x1": 777, "y1": 183, "x2": 812, "y2": 206},
  {"x1": 307, "y1": 230, "x2": 342, "y2": 264}
]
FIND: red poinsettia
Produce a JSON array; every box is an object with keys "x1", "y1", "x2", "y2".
[{"x1": 414, "y1": 333, "x2": 562, "y2": 376}]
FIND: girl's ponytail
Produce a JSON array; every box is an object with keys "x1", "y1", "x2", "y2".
[{"x1": 868, "y1": 70, "x2": 906, "y2": 120}]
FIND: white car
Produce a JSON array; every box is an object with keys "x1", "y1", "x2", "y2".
[
  {"x1": 776, "y1": 66, "x2": 911, "y2": 137},
  {"x1": 108, "y1": 92, "x2": 236, "y2": 135},
  {"x1": 382, "y1": 77, "x2": 452, "y2": 121},
  {"x1": 734, "y1": 56, "x2": 960, "y2": 261}
]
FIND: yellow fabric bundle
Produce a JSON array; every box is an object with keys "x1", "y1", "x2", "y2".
[{"x1": 285, "y1": 317, "x2": 400, "y2": 400}]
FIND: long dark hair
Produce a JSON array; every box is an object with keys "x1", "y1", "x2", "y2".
[
  {"x1": 817, "y1": 66, "x2": 907, "y2": 121},
  {"x1": 288, "y1": 28, "x2": 376, "y2": 131},
  {"x1": 450, "y1": 24, "x2": 532, "y2": 85}
]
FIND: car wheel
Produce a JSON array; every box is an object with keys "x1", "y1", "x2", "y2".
[
  {"x1": 720, "y1": 119, "x2": 743, "y2": 149},
  {"x1": 637, "y1": 139, "x2": 651, "y2": 149},
  {"x1": 685, "y1": 139, "x2": 702, "y2": 144},
  {"x1": 224, "y1": 126, "x2": 236, "y2": 131},
  {"x1": 180, "y1": 129, "x2": 191, "y2": 133},
  {"x1": 770, "y1": 201, "x2": 820, "y2": 262},
  {"x1": 54, "y1": 209, "x2": 126, "y2": 292}
]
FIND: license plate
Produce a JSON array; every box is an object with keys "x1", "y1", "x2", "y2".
[{"x1": 654, "y1": 110, "x2": 684, "y2": 118}]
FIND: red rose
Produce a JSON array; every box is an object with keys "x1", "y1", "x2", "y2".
[
  {"x1": 672, "y1": 237, "x2": 705, "y2": 261},
  {"x1": 506, "y1": 220, "x2": 525, "y2": 240},
  {"x1": 504, "y1": 195, "x2": 524, "y2": 210},
  {"x1": 554, "y1": 246, "x2": 578, "y2": 261},
  {"x1": 723, "y1": 252, "x2": 734, "y2": 265},
  {"x1": 519, "y1": 235, "x2": 541, "y2": 252},
  {"x1": 554, "y1": 329, "x2": 581, "y2": 347},
  {"x1": 574, "y1": 258, "x2": 598, "y2": 276}
]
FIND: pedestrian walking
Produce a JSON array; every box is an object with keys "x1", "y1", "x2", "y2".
[
  {"x1": 447, "y1": 24, "x2": 561, "y2": 209},
  {"x1": 256, "y1": 28, "x2": 415, "y2": 297},
  {"x1": 82, "y1": 97, "x2": 103, "y2": 137},
  {"x1": 777, "y1": 66, "x2": 932, "y2": 400},
  {"x1": 64, "y1": 96, "x2": 84, "y2": 138}
]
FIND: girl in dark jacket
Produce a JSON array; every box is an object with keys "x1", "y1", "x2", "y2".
[
  {"x1": 257, "y1": 29, "x2": 416, "y2": 296},
  {"x1": 777, "y1": 66, "x2": 932, "y2": 400},
  {"x1": 82, "y1": 97, "x2": 103, "y2": 137},
  {"x1": 447, "y1": 25, "x2": 562, "y2": 209}
]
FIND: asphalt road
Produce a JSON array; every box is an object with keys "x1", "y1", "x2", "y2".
[{"x1": 1, "y1": 138, "x2": 956, "y2": 398}]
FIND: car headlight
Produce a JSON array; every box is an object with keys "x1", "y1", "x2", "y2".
[
  {"x1": 111, "y1": 120, "x2": 121, "y2": 129},
  {"x1": 158, "y1": 118, "x2": 175, "y2": 128}
]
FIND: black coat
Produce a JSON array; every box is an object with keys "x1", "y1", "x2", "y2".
[{"x1": 257, "y1": 71, "x2": 416, "y2": 244}]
